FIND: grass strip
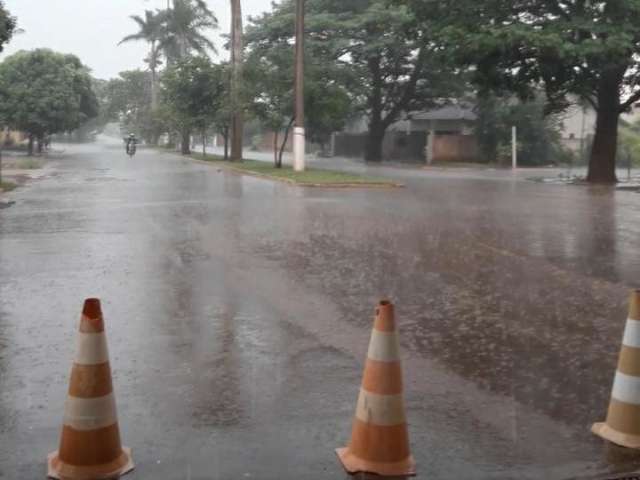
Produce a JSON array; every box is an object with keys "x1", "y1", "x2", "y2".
[{"x1": 190, "y1": 153, "x2": 401, "y2": 188}]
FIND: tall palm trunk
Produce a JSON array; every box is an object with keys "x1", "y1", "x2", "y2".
[
  {"x1": 150, "y1": 41, "x2": 158, "y2": 111},
  {"x1": 230, "y1": 0, "x2": 244, "y2": 161}
]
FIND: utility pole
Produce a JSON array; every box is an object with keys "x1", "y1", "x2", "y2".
[
  {"x1": 293, "y1": 0, "x2": 305, "y2": 172},
  {"x1": 230, "y1": 0, "x2": 244, "y2": 161}
]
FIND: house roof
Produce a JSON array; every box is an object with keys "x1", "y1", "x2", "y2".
[{"x1": 410, "y1": 104, "x2": 477, "y2": 122}]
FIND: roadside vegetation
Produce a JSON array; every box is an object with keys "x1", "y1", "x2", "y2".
[
  {"x1": 2, "y1": 1, "x2": 640, "y2": 181},
  {"x1": 13, "y1": 158, "x2": 43, "y2": 170},
  {"x1": 0, "y1": 180, "x2": 16, "y2": 192},
  {"x1": 618, "y1": 119, "x2": 640, "y2": 168},
  {"x1": 191, "y1": 153, "x2": 399, "y2": 187}
]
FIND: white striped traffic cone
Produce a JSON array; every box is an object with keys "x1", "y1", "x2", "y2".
[
  {"x1": 592, "y1": 290, "x2": 640, "y2": 448},
  {"x1": 47, "y1": 298, "x2": 134, "y2": 479},
  {"x1": 336, "y1": 300, "x2": 415, "y2": 476}
]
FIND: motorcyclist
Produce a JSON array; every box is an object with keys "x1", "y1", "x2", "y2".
[{"x1": 125, "y1": 133, "x2": 137, "y2": 154}]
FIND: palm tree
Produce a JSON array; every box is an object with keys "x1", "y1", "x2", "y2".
[
  {"x1": 119, "y1": 10, "x2": 165, "y2": 110},
  {"x1": 160, "y1": 0, "x2": 218, "y2": 63},
  {"x1": 159, "y1": 0, "x2": 218, "y2": 153}
]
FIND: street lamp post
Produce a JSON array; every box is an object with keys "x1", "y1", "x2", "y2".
[{"x1": 293, "y1": 0, "x2": 305, "y2": 172}]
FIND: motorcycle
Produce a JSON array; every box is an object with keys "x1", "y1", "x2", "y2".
[{"x1": 126, "y1": 142, "x2": 137, "y2": 158}]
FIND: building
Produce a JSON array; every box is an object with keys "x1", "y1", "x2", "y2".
[
  {"x1": 0, "y1": 128, "x2": 26, "y2": 146},
  {"x1": 333, "y1": 103, "x2": 479, "y2": 163},
  {"x1": 559, "y1": 100, "x2": 640, "y2": 157}
]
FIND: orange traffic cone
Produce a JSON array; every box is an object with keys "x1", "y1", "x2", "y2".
[
  {"x1": 336, "y1": 300, "x2": 415, "y2": 476},
  {"x1": 48, "y1": 298, "x2": 134, "y2": 479},
  {"x1": 592, "y1": 290, "x2": 640, "y2": 448}
]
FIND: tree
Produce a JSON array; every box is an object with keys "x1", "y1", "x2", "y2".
[
  {"x1": 245, "y1": 44, "x2": 292, "y2": 167},
  {"x1": 410, "y1": 0, "x2": 640, "y2": 183},
  {"x1": 0, "y1": 49, "x2": 98, "y2": 155},
  {"x1": 475, "y1": 95, "x2": 567, "y2": 166},
  {"x1": 305, "y1": 81, "x2": 350, "y2": 152},
  {"x1": 59, "y1": 78, "x2": 112, "y2": 143},
  {"x1": 213, "y1": 98, "x2": 233, "y2": 160},
  {"x1": 0, "y1": 1, "x2": 16, "y2": 53},
  {"x1": 210, "y1": 63, "x2": 233, "y2": 160},
  {"x1": 161, "y1": 57, "x2": 227, "y2": 155},
  {"x1": 103, "y1": 70, "x2": 155, "y2": 140},
  {"x1": 161, "y1": 0, "x2": 218, "y2": 62},
  {"x1": 230, "y1": 0, "x2": 244, "y2": 161},
  {"x1": 103, "y1": 69, "x2": 169, "y2": 145},
  {"x1": 119, "y1": 10, "x2": 165, "y2": 110},
  {"x1": 245, "y1": 37, "x2": 351, "y2": 166},
  {"x1": 246, "y1": 0, "x2": 458, "y2": 162}
]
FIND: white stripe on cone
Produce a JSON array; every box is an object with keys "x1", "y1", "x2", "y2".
[
  {"x1": 355, "y1": 389, "x2": 406, "y2": 426},
  {"x1": 74, "y1": 332, "x2": 109, "y2": 365},
  {"x1": 612, "y1": 371, "x2": 640, "y2": 405},
  {"x1": 623, "y1": 318, "x2": 640, "y2": 349},
  {"x1": 367, "y1": 330, "x2": 400, "y2": 363},
  {"x1": 63, "y1": 393, "x2": 118, "y2": 431}
]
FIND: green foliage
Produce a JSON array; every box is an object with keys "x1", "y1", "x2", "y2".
[
  {"x1": 160, "y1": 0, "x2": 218, "y2": 61},
  {"x1": 305, "y1": 82, "x2": 351, "y2": 147},
  {"x1": 15, "y1": 158, "x2": 42, "y2": 169},
  {"x1": 245, "y1": 34, "x2": 351, "y2": 146},
  {"x1": 115, "y1": 1, "x2": 220, "y2": 142},
  {"x1": 409, "y1": 0, "x2": 640, "y2": 107},
  {"x1": 103, "y1": 70, "x2": 152, "y2": 136},
  {"x1": 0, "y1": 49, "x2": 98, "y2": 142},
  {"x1": 245, "y1": 0, "x2": 461, "y2": 161},
  {"x1": 161, "y1": 56, "x2": 227, "y2": 134},
  {"x1": 57, "y1": 78, "x2": 112, "y2": 142},
  {"x1": 408, "y1": 0, "x2": 640, "y2": 180},
  {"x1": 119, "y1": 10, "x2": 165, "y2": 75},
  {"x1": 0, "y1": 1, "x2": 16, "y2": 53},
  {"x1": 121, "y1": 1, "x2": 218, "y2": 65},
  {"x1": 244, "y1": 34, "x2": 351, "y2": 165},
  {"x1": 0, "y1": 180, "x2": 17, "y2": 192},
  {"x1": 618, "y1": 122, "x2": 640, "y2": 167},
  {"x1": 244, "y1": 44, "x2": 292, "y2": 134},
  {"x1": 476, "y1": 95, "x2": 568, "y2": 166}
]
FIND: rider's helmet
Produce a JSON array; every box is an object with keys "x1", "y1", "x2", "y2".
[{"x1": 129, "y1": 133, "x2": 135, "y2": 138}]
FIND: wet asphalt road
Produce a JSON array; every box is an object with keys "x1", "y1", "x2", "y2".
[{"x1": 2, "y1": 140, "x2": 640, "y2": 479}]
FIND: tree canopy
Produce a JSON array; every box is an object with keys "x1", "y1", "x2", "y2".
[
  {"x1": 161, "y1": 0, "x2": 218, "y2": 61},
  {"x1": 246, "y1": 0, "x2": 460, "y2": 162},
  {"x1": 475, "y1": 95, "x2": 568, "y2": 166},
  {"x1": 0, "y1": 49, "x2": 98, "y2": 154},
  {"x1": 244, "y1": 20, "x2": 351, "y2": 165},
  {"x1": 0, "y1": 1, "x2": 16, "y2": 53},
  {"x1": 408, "y1": 0, "x2": 640, "y2": 182},
  {"x1": 161, "y1": 56, "x2": 227, "y2": 154}
]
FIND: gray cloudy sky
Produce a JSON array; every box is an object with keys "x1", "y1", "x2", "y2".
[{"x1": 1, "y1": 0, "x2": 272, "y2": 80}]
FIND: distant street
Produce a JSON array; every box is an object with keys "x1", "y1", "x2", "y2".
[{"x1": 2, "y1": 139, "x2": 640, "y2": 479}]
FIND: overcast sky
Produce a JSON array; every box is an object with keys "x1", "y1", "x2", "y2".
[{"x1": 1, "y1": 0, "x2": 273, "y2": 80}]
